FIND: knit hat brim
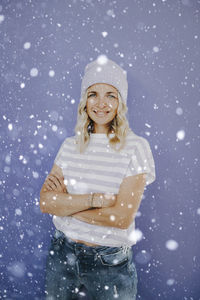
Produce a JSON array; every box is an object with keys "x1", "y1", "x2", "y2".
[{"x1": 81, "y1": 56, "x2": 128, "y2": 105}]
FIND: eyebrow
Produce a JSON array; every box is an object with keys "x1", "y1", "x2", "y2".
[{"x1": 88, "y1": 91, "x2": 117, "y2": 95}]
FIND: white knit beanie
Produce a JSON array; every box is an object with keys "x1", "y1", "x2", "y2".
[{"x1": 81, "y1": 55, "x2": 128, "y2": 105}]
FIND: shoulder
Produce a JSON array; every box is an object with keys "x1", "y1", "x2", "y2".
[
  {"x1": 126, "y1": 129, "x2": 151, "y2": 148},
  {"x1": 60, "y1": 135, "x2": 76, "y2": 146}
]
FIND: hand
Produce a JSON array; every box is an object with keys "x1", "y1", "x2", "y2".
[
  {"x1": 44, "y1": 173, "x2": 67, "y2": 193},
  {"x1": 93, "y1": 193, "x2": 117, "y2": 208},
  {"x1": 104, "y1": 193, "x2": 117, "y2": 207}
]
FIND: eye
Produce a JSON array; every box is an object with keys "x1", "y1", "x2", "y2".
[
  {"x1": 108, "y1": 94, "x2": 118, "y2": 100},
  {"x1": 88, "y1": 93, "x2": 96, "y2": 98}
]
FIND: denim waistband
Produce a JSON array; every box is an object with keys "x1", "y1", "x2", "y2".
[{"x1": 53, "y1": 229, "x2": 130, "y2": 255}]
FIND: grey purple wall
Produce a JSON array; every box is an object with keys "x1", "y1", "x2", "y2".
[{"x1": 0, "y1": 0, "x2": 199, "y2": 299}]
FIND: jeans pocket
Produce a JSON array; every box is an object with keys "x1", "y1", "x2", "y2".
[
  {"x1": 99, "y1": 249, "x2": 129, "y2": 267},
  {"x1": 52, "y1": 230, "x2": 65, "y2": 247}
]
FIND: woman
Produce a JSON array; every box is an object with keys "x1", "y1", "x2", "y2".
[{"x1": 40, "y1": 56, "x2": 156, "y2": 300}]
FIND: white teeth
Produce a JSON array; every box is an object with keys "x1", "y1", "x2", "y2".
[{"x1": 93, "y1": 110, "x2": 110, "y2": 113}]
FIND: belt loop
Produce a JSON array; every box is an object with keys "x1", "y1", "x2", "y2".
[
  {"x1": 122, "y1": 245, "x2": 129, "y2": 254},
  {"x1": 73, "y1": 242, "x2": 77, "y2": 252},
  {"x1": 94, "y1": 252, "x2": 100, "y2": 261}
]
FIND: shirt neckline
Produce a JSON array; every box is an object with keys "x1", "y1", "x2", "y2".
[{"x1": 90, "y1": 133, "x2": 115, "y2": 138}]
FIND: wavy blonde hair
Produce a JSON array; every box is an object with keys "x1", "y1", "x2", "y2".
[{"x1": 74, "y1": 88, "x2": 131, "y2": 153}]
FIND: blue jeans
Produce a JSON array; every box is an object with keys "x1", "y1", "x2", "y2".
[{"x1": 44, "y1": 229, "x2": 138, "y2": 300}]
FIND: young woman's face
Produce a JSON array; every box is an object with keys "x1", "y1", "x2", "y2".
[{"x1": 86, "y1": 83, "x2": 119, "y2": 133}]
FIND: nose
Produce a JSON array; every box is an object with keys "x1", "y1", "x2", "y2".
[{"x1": 96, "y1": 96, "x2": 107, "y2": 108}]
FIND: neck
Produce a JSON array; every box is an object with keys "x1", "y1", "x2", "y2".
[{"x1": 93, "y1": 124, "x2": 109, "y2": 134}]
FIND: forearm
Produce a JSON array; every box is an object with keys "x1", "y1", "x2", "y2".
[
  {"x1": 71, "y1": 205, "x2": 127, "y2": 229},
  {"x1": 40, "y1": 191, "x2": 116, "y2": 217},
  {"x1": 40, "y1": 191, "x2": 93, "y2": 216}
]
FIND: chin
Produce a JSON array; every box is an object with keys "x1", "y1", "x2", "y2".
[{"x1": 93, "y1": 119, "x2": 113, "y2": 126}]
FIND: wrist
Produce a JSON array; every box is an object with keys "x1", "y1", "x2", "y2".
[
  {"x1": 93, "y1": 193, "x2": 104, "y2": 207},
  {"x1": 88, "y1": 193, "x2": 94, "y2": 207}
]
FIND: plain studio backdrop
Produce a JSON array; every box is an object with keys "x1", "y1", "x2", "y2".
[{"x1": 0, "y1": 1, "x2": 199, "y2": 299}]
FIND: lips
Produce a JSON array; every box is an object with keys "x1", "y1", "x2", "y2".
[{"x1": 93, "y1": 109, "x2": 110, "y2": 116}]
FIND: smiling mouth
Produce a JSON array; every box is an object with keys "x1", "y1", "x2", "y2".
[{"x1": 93, "y1": 109, "x2": 110, "y2": 116}]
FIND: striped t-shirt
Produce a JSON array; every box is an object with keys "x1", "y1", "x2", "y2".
[{"x1": 52, "y1": 129, "x2": 156, "y2": 247}]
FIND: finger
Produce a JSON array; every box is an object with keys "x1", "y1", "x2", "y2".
[
  {"x1": 45, "y1": 183, "x2": 54, "y2": 190},
  {"x1": 48, "y1": 175, "x2": 60, "y2": 189},
  {"x1": 45, "y1": 175, "x2": 65, "y2": 192},
  {"x1": 50, "y1": 174, "x2": 62, "y2": 187},
  {"x1": 45, "y1": 179, "x2": 56, "y2": 190},
  {"x1": 46, "y1": 182, "x2": 61, "y2": 192},
  {"x1": 53, "y1": 174, "x2": 66, "y2": 190},
  {"x1": 52, "y1": 173, "x2": 63, "y2": 184},
  {"x1": 45, "y1": 177, "x2": 58, "y2": 189},
  {"x1": 49, "y1": 175, "x2": 64, "y2": 192},
  {"x1": 51, "y1": 174, "x2": 66, "y2": 192}
]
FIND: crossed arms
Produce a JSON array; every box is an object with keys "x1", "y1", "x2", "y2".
[{"x1": 40, "y1": 164, "x2": 146, "y2": 229}]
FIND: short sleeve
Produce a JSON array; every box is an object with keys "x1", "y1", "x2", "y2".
[
  {"x1": 124, "y1": 137, "x2": 156, "y2": 186},
  {"x1": 54, "y1": 139, "x2": 66, "y2": 168}
]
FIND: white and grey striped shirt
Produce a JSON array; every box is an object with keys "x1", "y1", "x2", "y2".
[{"x1": 52, "y1": 129, "x2": 156, "y2": 247}]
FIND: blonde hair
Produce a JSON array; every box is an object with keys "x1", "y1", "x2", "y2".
[{"x1": 74, "y1": 88, "x2": 131, "y2": 153}]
